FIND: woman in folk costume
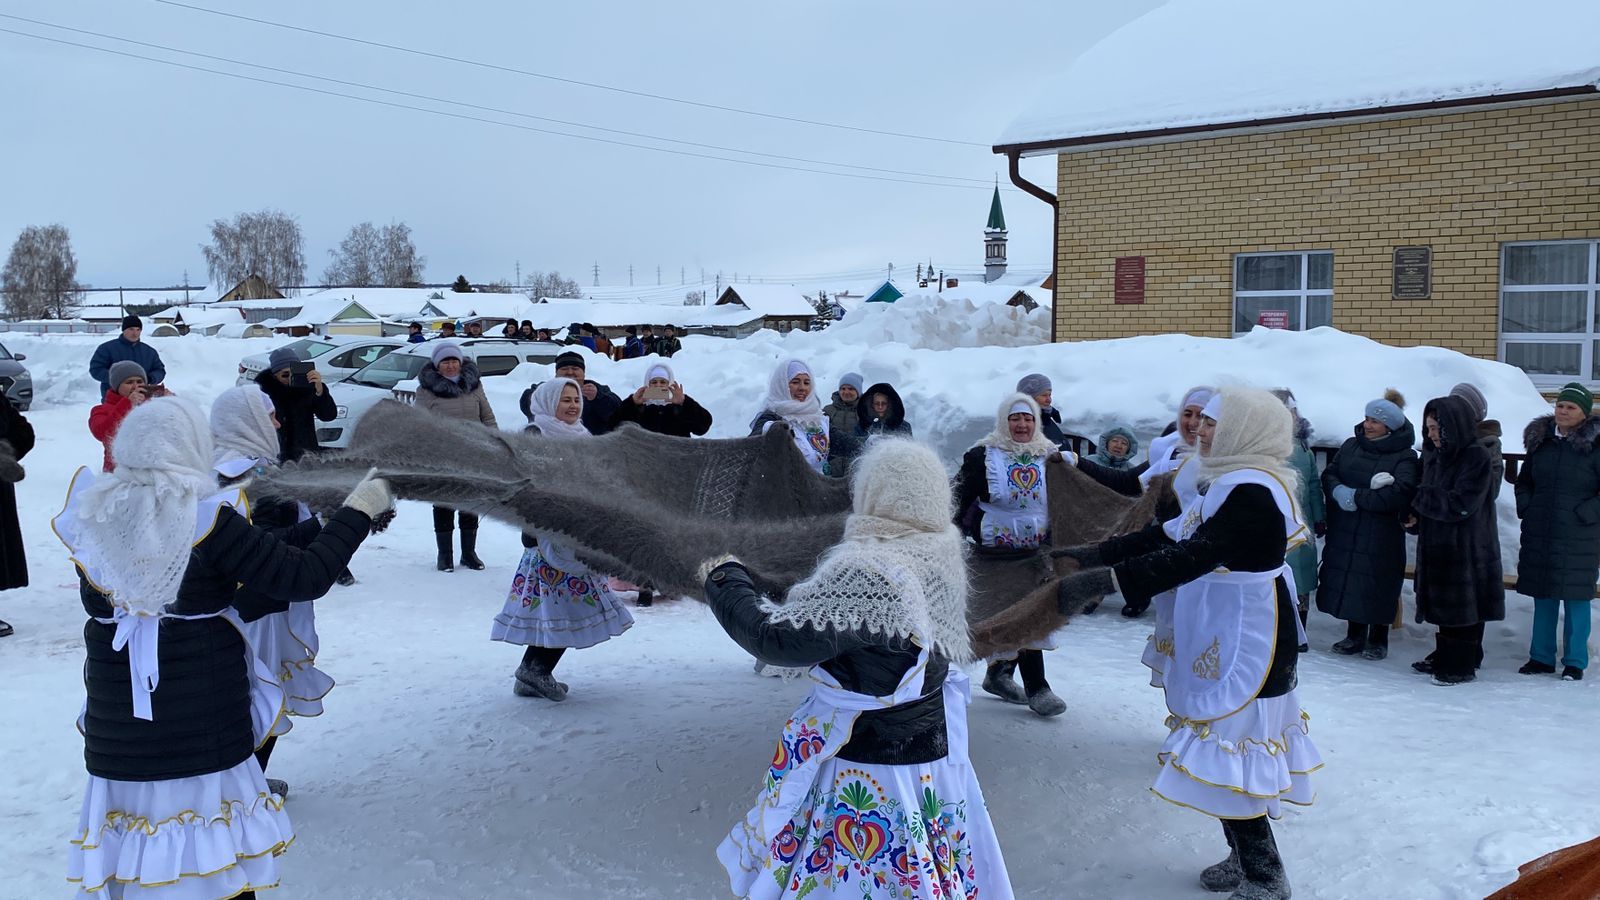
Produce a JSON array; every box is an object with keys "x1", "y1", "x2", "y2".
[
  {"x1": 701, "y1": 438, "x2": 1012, "y2": 900},
  {"x1": 750, "y1": 357, "x2": 836, "y2": 476},
  {"x1": 492, "y1": 377, "x2": 634, "y2": 701},
  {"x1": 211, "y1": 385, "x2": 333, "y2": 800},
  {"x1": 1126, "y1": 386, "x2": 1215, "y2": 625},
  {"x1": 1055, "y1": 388, "x2": 1321, "y2": 900},
  {"x1": 53, "y1": 396, "x2": 390, "y2": 900}
]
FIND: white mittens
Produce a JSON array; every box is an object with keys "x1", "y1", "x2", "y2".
[
  {"x1": 342, "y1": 469, "x2": 394, "y2": 519},
  {"x1": 1370, "y1": 472, "x2": 1396, "y2": 490}
]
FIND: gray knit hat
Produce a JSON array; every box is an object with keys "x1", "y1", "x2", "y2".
[
  {"x1": 839, "y1": 372, "x2": 864, "y2": 392},
  {"x1": 268, "y1": 346, "x2": 301, "y2": 373},
  {"x1": 1016, "y1": 373, "x2": 1052, "y2": 397},
  {"x1": 108, "y1": 360, "x2": 146, "y2": 389},
  {"x1": 1365, "y1": 389, "x2": 1406, "y2": 432},
  {"x1": 1450, "y1": 383, "x2": 1488, "y2": 423},
  {"x1": 430, "y1": 342, "x2": 464, "y2": 365}
]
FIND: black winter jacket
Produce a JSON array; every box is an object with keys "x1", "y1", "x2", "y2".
[
  {"x1": 0, "y1": 399, "x2": 33, "y2": 590},
  {"x1": 1412, "y1": 396, "x2": 1504, "y2": 627},
  {"x1": 1316, "y1": 421, "x2": 1421, "y2": 625},
  {"x1": 705, "y1": 563, "x2": 950, "y2": 765},
  {"x1": 79, "y1": 505, "x2": 370, "y2": 781},
  {"x1": 611, "y1": 394, "x2": 713, "y2": 437},
  {"x1": 1515, "y1": 414, "x2": 1600, "y2": 601},
  {"x1": 1039, "y1": 406, "x2": 1095, "y2": 457},
  {"x1": 855, "y1": 383, "x2": 913, "y2": 437},
  {"x1": 1101, "y1": 483, "x2": 1298, "y2": 699},
  {"x1": 254, "y1": 370, "x2": 337, "y2": 462},
  {"x1": 951, "y1": 445, "x2": 1143, "y2": 544}
]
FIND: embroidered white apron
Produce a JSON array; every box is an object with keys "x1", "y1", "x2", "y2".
[{"x1": 977, "y1": 447, "x2": 1049, "y2": 550}]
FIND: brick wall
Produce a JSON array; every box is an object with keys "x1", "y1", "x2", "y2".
[{"x1": 1054, "y1": 97, "x2": 1600, "y2": 358}]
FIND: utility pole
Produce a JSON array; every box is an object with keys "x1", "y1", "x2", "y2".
[
  {"x1": 182, "y1": 270, "x2": 190, "y2": 304},
  {"x1": 515, "y1": 260, "x2": 521, "y2": 288},
  {"x1": 680, "y1": 267, "x2": 685, "y2": 285},
  {"x1": 887, "y1": 262, "x2": 894, "y2": 282},
  {"x1": 592, "y1": 262, "x2": 600, "y2": 286},
  {"x1": 715, "y1": 270, "x2": 723, "y2": 301},
  {"x1": 656, "y1": 265, "x2": 661, "y2": 286}
]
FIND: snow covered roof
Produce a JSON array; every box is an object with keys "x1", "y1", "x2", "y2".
[
  {"x1": 927, "y1": 283, "x2": 1052, "y2": 309},
  {"x1": 274, "y1": 298, "x2": 376, "y2": 328},
  {"x1": 74, "y1": 305, "x2": 131, "y2": 322},
  {"x1": 423, "y1": 294, "x2": 538, "y2": 322},
  {"x1": 996, "y1": 0, "x2": 1600, "y2": 153},
  {"x1": 715, "y1": 285, "x2": 818, "y2": 318},
  {"x1": 299, "y1": 287, "x2": 442, "y2": 319},
  {"x1": 151, "y1": 306, "x2": 246, "y2": 326},
  {"x1": 80, "y1": 288, "x2": 209, "y2": 308},
  {"x1": 521, "y1": 302, "x2": 760, "y2": 330}
]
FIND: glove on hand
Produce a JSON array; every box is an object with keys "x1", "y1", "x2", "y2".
[
  {"x1": 0, "y1": 440, "x2": 24, "y2": 484},
  {"x1": 1332, "y1": 484, "x2": 1357, "y2": 512},
  {"x1": 1050, "y1": 543, "x2": 1104, "y2": 568},
  {"x1": 696, "y1": 554, "x2": 741, "y2": 584},
  {"x1": 342, "y1": 469, "x2": 394, "y2": 519},
  {"x1": 1370, "y1": 472, "x2": 1396, "y2": 490},
  {"x1": 1057, "y1": 568, "x2": 1116, "y2": 616}
]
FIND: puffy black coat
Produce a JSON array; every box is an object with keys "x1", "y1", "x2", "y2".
[
  {"x1": 254, "y1": 370, "x2": 337, "y2": 462},
  {"x1": 855, "y1": 383, "x2": 913, "y2": 437},
  {"x1": 1514, "y1": 414, "x2": 1600, "y2": 601},
  {"x1": 1412, "y1": 396, "x2": 1504, "y2": 627},
  {"x1": 611, "y1": 394, "x2": 713, "y2": 437},
  {"x1": 1316, "y1": 421, "x2": 1421, "y2": 625},
  {"x1": 79, "y1": 505, "x2": 370, "y2": 781},
  {"x1": 0, "y1": 400, "x2": 34, "y2": 590},
  {"x1": 705, "y1": 562, "x2": 949, "y2": 765}
]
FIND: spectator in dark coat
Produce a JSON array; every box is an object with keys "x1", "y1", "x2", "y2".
[
  {"x1": 1451, "y1": 382, "x2": 1504, "y2": 496},
  {"x1": 416, "y1": 342, "x2": 497, "y2": 572},
  {"x1": 1318, "y1": 390, "x2": 1420, "y2": 659},
  {"x1": 1016, "y1": 372, "x2": 1094, "y2": 456},
  {"x1": 501, "y1": 318, "x2": 519, "y2": 337},
  {"x1": 1088, "y1": 425, "x2": 1139, "y2": 469},
  {"x1": 611, "y1": 362, "x2": 713, "y2": 437},
  {"x1": 89, "y1": 361, "x2": 159, "y2": 472},
  {"x1": 1514, "y1": 382, "x2": 1600, "y2": 681},
  {"x1": 640, "y1": 325, "x2": 659, "y2": 355},
  {"x1": 518, "y1": 321, "x2": 536, "y2": 340},
  {"x1": 655, "y1": 326, "x2": 682, "y2": 358},
  {"x1": 555, "y1": 351, "x2": 621, "y2": 435},
  {"x1": 822, "y1": 372, "x2": 863, "y2": 436},
  {"x1": 1409, "y1": 394, "x2": 1504, "y2": 685},
  {"x1": 88, "y1": 315, "x2": 167, "y2": 395},
  {"x1": 254, "y1": 345, "x2": 337, "y2": 462},
  {"x1": 855, "y1": 382, "x2": 913, "y2": 437},
  {"x1": 0, "y1": 397, "x2": 33, "y2": 637},
  {"x1": 622, "y1": 327, "x2": 646, "y2": 359},
  {"x1": 406, "y1": 322, "x2": 427, "y2": 343}
]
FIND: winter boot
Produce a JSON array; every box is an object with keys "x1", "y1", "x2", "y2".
[
  {"x1": 1362, "y1": 624, "x2": 1389, "y2": 660},
  {"x1": 459, "y1": 528, "x2": 486, "y2": 571},
  {"x1": 1330, "y1": 622, "x2": 1365, "y2": 655},
  {"x1": 266, "y1": 778, "x2": 290, "y2": 801},
  {"x1": 981, "y1": 659, "x2": 1029, "y2": 705},
  {"x1": 1519, "y1": 659, "x2": 1556, "y2": 675},
  {"x1": 435, "y1": 531, "x2": 454, "y2": 572},
  {"x1": 1026, "y1": 688, "x2": 1067, "y2": 718},
  {"x1": 1226, "y1": 817, "x2": 1290, "y2": 900},
  {"x1": 1200, "y1": 823, "x2": 1242, "y2": 892},
  {"x1": 1017, "y1": 650, "x2": 1066, "y2": 717},
  {"x1": 1562, "y1": 666, "x2": 1584, "y2": 681},
  {"x1": 637, "y1": 588, "x2": 654, "y2": 608}
]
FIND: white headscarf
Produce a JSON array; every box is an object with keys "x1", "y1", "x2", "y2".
[
  {"x1": 762, "y1": 358, "x2": 824, "y2": 426},
  {"x1": 71, "y1": 396, "x2": 219, "y2": 614},
  {"x1": 210, "y1": 385, "x2": 279, "y2": 467},
  {"x1": 978, "y1": 392, "x2": 1059, "y2": 455},
  {"x1": 765, "y1": 438, "x2": 971, "y2": 663},
  {"x1": 641, "y1": 362, "x2": 675, "y2": 406},
  {"x1": 530, "y1": 377, "x2": 590, "y2": 438},
  {"x1": 1197, "y1": 387, "x2": 1300, "y2": 493}
]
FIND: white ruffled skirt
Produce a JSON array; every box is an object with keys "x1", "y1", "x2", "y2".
[
  {"x1": 240, "y1": 604, "x2": 333, "y2": 735},
  {"x1": 1150, "y1": 691, "x2": 1323, "y2": 820},
  {"x1": 489, "y1": 546, "x2": 634, "y2": 649}
]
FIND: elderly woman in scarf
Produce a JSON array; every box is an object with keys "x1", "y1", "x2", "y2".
[
  {"x1": 700, "y1": 438, "x2": 1013, "y2": 900},
  {"x1": 492, "y1": 377, "x2": 634, "y2": 701},
  {"x1": 750, "y1": 357, "x2": 837, "y2": 476},
  {"x1": 1054, "y1": 387, "x2": 1321, "y2": 900},
  {"x1": 52, "y1": 396, "x2": 391, "y2": 900}
]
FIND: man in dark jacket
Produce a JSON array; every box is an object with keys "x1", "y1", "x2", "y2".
[
  {"x1": 1514, "y1": 382, "x2": 1600, "y2": 681},
  {"x1": 88, "y1": 316, "x2": 167, "y2": 395},
  {"x1": 254, "y1": 346, "x2": 337, "y2": 462},
  {"x1": 406, "y1": 322, "x2": 426, "y2": 343},
  {"x1": 520, "y1": 351, "x2": 623, "y2": 436},
  {"x1": 655, "y1": 326, "x2": 682, "y2": 358}
]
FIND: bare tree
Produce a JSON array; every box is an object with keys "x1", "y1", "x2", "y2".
[
  {"x1": 526, "y1": 270, "x2": 581, "y2": 299},
  {"x1": 2, "y1": 224, "x2": 84, "y2": 319},
  {"x1": 376, "y1": 221, "x2": 424, "y2": 287},
  {"x1": 684, "y1": 289, "x2": 706, "y2": 306},
  {"x1": 482, "y1": 279, "x2": 515, "y2": 294},
  {"x1": 323, "y1": 222, "x2": 380, "y2": 286},
  {"x1": 201, "y1": 209, "x2": 306, "y2": 294}
]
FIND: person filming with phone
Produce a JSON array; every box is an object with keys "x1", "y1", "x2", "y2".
[
  {"x1": 611, "y1": 362, "x2": 713, "y2": 438},
  {"x1": 254, "y1": 345, "x2": 337, "y2": 462},
  {"x1": 89, "y1": 361, "x2": 170, "y2": 472}
]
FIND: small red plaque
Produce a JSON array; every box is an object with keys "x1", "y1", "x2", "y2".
[
  {"x1": 1257, "y1": 310, "x2": 1290, "y2": 330},
  {"x1": 1114, "y1": 256, "x2": 1145, "y2": 304}
]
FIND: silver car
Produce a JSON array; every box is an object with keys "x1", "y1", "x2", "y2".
[
  {"x1": 0, "y1": 342, "x2": 33, "y2": 410},
  {"x1": 236, "y1": 335, "x2": 404, "y2": 386}
]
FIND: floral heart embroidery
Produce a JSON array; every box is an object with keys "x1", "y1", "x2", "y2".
[
  {"x1": 792, "y1": 731, "x2": 825, "y2": 763},
  {"x1": 1008, "y1": 463, "x2": 1040, "y2": 494},
  {"x1": 806, "y1": 426, "x2": 830, "y2": 456},
  {"x1": 535, "y1": 563, "x2": 563, "y2": 588},
  {"x1": 831, "y1": 805, "x2": 892, "y2": 863},
  {"x1": 771, "y1": 822, "x2": 801, "y2": 864}
]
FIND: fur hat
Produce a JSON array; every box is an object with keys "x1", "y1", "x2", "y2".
[
  {"x1": 430, "y1": 342, "x2": 463, "y2": 366},
  {"x1": 1016, "y1": 373, "x2": 1052, "y2": 397},
  {"x1": 554, "y1": 351, "x2": 585, "y2": 372},
  {"x1": 1449, "y1": 383, "x2": 1487, "y2": 422},
  {"x1": 268, "y1": 346, "x2": 300, "y2": 373},
  {"x1": 1365, "y1": 388, "x2": 1406, "y2": 431},
  {"x1": 108, "y1": 360, "x2": 146, "y2": 389}
]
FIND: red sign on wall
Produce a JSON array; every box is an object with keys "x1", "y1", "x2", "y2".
[
  {"x1": 1114, "y1": 256, "x2": 1145, "y2": 304},
  {"x1": 1257, "y1": 310, "x2": 1290, "y2": 330}
]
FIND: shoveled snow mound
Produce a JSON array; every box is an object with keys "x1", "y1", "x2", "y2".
[{"x1": 781, "y1": 293, "x2": 1051, "y2": 351}]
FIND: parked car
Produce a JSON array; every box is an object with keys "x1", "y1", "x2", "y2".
[
  {"x1": 317, "y1": 337, "x2": 566, "y2": 449},
  {"x1": 236, "y1": 335, "x2": 404, "y2": 386},
  {"x1": 0, "y1": 342, "x2": 32, "y2": 410}
]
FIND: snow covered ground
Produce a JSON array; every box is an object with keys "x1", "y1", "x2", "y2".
[{"x1": 1, "y1": 317, "x2": 1594, "y2": 898}]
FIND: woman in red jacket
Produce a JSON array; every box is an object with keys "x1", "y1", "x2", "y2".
[{"x1": 87, "y1": 361, "x2": 163, "y2": 471}]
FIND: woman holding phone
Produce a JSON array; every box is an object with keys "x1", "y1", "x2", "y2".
[{"x1": 610, "y1": 362, "x2": 713, "y2": 437}]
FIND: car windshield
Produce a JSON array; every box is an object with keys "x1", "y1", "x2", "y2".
[
  {"x1": 347, "y1": 352, "x2": 428, "y2": 389},
  {"x1": 0, "y1": 343, "x2": 11, "y2": 360},
  {"x1": 278, "y1": 338, "x2": 340, "y2": 360}
]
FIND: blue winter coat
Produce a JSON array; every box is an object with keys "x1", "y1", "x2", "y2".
[{"x1": 87, "y1": 336, "x2": 166, "y2": 395}]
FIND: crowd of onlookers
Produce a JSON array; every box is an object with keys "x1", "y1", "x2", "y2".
[{"x1": 403, "y1": 317, "x2": 684, "y2": 361}]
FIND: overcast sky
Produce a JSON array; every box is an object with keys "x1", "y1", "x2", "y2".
[{"x1": 0, "y1": 0, "x2": 1161, "y2": 293}]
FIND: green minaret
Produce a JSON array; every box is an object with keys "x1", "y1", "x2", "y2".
[{"x1": 984, "y1": 183, "x2": 1008, "y2": 282}]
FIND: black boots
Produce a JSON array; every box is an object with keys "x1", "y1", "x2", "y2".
[
  {"x1": 1218, "y1": 817, "x2": 1290, "y2": 899},
  {"x1": 1199, "y1": 822, "x2": 1240, "y2": 891},
  {"x1": 1330, "y1": 621, "x2": 1365, "y2": 655},
  {"x1": 637, "y1": 588, "x2": 654, "y2": 608},
  {"x1": 1362, "y1": 624, "x2": 1389, "y2": 660},
  {"x1": 459, "y1": 527, "x2": 486, "y2": 570},
  {"x1": 1018, "y1": 649, "x2": 1067, "y2": 717},
  {"x1": 435, "y1": 531, "x2": 454, "y2": 572},
  {"x1": 981, "y1": 659, "x2": 1028, "y2": 705},
  {"x1": 514, "y1": 646, "x2": 568, "y2": 701}
]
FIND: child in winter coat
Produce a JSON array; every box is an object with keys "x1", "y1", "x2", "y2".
[{"x1": 87, "y1": 361, "x2": 163, "y2": 472}]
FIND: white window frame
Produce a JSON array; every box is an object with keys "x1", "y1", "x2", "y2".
[
  {"x1": 1498, "y1": 240, "x2": 1600, "y2": 389},
  {"x1": 1232, "y1": 251, "x2": 1333, "y2": 336}
]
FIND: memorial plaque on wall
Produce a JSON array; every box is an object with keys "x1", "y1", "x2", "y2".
[
  {"x1": 1257, "y1": 310, "x2": 1290, "y2": 330},
  {"x1": 1393, "y1": 246, "x2": 1432, "y2": 299},
  {"x1": 1114, "y1": 256, "x2": 1145, "y2": 304}
]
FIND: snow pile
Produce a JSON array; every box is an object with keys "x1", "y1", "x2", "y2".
[
  {"x1": 790, "y1": 292, "x2": 1049, "y2": 351},
  {"x1": 2, "y1": 333, "x2": 273, "y2": 408},
  {"x1": 998, "y1": 0, "x2": 1600, "y2": 148}
]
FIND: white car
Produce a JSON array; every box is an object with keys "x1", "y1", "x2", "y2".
[
  {"x1": 317, "y1": 338, "x2": 567, "y2": 449},
  {"x1": 236, "y1": 335, "x2": 405, "y2": 386}
]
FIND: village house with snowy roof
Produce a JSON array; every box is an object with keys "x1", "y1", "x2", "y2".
[{"x1": 994, "y1": 0, "x2": 1600, "y2": 389}]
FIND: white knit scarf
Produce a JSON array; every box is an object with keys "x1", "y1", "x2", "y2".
[
  {"x1": 530, "y1": 377, "x2": 591, "y2": 438},
  {"x1": 762, "y1": 438, "x2": 972, "y2": 663},
  {"x1": 72, "y1": 396, "x2": 218, "y2": 614},
  {"x1": 761, "y1": 358, "x2": 825, "y2": 429},
  {"x1": 210, "y1": 385, "x2": 280, "y2": 467},
  {"x1": 978, "y1": 392, "x2": 1060, "y2": 456},
  {"x1": 1197, "y1": 387, "x2": 1301, "y2": 494}
]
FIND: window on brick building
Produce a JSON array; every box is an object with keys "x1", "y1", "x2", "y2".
[
  {"x1": 1499, "y1": 240, "x2": 1600, "y2": 388},
  {"x1": 1232, "y1": 252, "x2": 1333, "y2": 335}
]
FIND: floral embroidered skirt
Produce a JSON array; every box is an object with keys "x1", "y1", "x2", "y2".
[
  {"x1": 720, "y1": 757, "x2": 1012, "y2": 899},
  {"x1": 1151, "y1": 691, "x2": 1323, "y2": 820},
  {"x1": 489, "y1": 546, "x2": 634, "y2": 649}
]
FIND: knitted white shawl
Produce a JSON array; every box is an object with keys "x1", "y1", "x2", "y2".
[
  {"x1": 1197, "y1": 387, "x2": 1301, "y2": 494},
  {"x1": 978, "y1": 393, "x2": 1060, "y2": 456},
  {"x1": 760, "y1": 358, "x2": 825, "y2": 428},
  {"x1": 530, "y1": 377, "x2": 590, "y2": 438},
  {"x1": 210, "y1": 385, "x2": 279, "y2": 467},
  {"x1": 762, "y1": 438, "x2": 972, "y2": 663},
  {"x1": 72, "y1": 397, "x2": 218, "y2": 614}
]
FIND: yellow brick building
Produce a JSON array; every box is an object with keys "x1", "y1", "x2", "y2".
[{"x1": 995, "y1": 2, "x2": 1600, "y2": 390}]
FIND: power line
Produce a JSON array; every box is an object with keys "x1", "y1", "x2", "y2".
[
  {"x1": 0, "y1": 25, "x2": 1002, "y2": 193},
  {"x1": 0, "y1": 14, "x2": 994, "y2": 187},
  {"x1": 151, "y1": 0, "x2": 987, "y2": 148}
]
